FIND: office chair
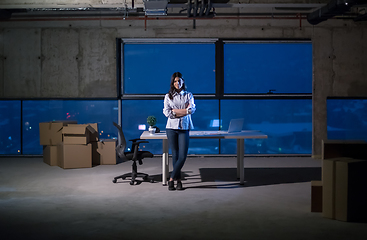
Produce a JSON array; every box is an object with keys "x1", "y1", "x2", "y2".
[{"x1": 112, "y1": 122, "x2": 154, "y2": 185}]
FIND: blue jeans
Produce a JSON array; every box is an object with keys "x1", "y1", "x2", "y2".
[{"x1": 166, "y1": 129, "x2": 189, "y2": 180}]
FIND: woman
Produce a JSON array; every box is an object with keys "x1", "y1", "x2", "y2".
[{"x1": 163, "y1": 72, "x2": 196, "y2": 191}]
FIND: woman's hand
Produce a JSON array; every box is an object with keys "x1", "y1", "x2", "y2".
[
  {"x1": 173, "y1": 102, "x2": 191, "y2": 117},
  {"x1": 172, "y1": 108, "x2": 188, "y2": 117}
]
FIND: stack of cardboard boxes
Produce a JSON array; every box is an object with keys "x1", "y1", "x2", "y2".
[
  {"x1": 40, "y1": 121, "x2": 117, "y2": 169},
  {"x1": 312, "y1": 140, "x2": 367, "y2": 222}
]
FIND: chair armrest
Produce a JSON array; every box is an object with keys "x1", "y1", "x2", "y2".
[
  {"x1": 129, "y1": 138, "x2": 141, "y2": 142},
  {"x1": 131, "y1": 140, "x2": 149, "y2": 152}
]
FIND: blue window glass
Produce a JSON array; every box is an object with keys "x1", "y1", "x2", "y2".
[
  {"x1": 189, "y1": 99, "x2": 220, "y2": 154},
  {"x1": 224, "y1": 42, "x2": 312, "y2": 94},
  {"x1": 0, "y1": 100, "x2": 21, "y2": 154},
  {"x1": 123, "y1": 43, "x2": 215, "y2": 94},
  {"x1": 121, "y1": 99, "x2": 165, "y2": 154},
  {"x1": 220, "y1": 99, "x2": 312, "y2": 154},
  {"x1": 121, "y1": 99, "x2": 219, "y2": 154},
  {"x1": 22, "y1": 100, "x2": 118, "y2": 155},
  {"x1": 327, "y1": 98, "x2": 367, "y2": 141}
]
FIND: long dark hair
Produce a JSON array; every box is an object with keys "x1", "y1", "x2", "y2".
[{"x1": 168, "y1": 72, "x2": 186, "y2": 100}]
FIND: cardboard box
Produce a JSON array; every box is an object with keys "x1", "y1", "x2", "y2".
[
  {"x1": 335, "y1": 159, "x2": 367, "y2": 222},
  {"x1": 97, "y1": 139, "x2": 117, "y2": 165},
  {"x1": 39, "y1": 120, "x2": 77, "y2": 145},
  {"x1": 39, "y1": 121, "x2": 98, "y2": 146},
  {"x1": 43, "y1": 145, "x2": 58, "y2": 166},
  {"x1": 57, "y1": 143, "x2": 92, "y2": 169},
  {"x1": 59, "y1": 123, "x2": 98, "y2": 145},
  {"x1": 311, "y1": 180, "x2": 323, "y2": 213},
  {"x1": 91, "y1": 142, "x2": 100, "y2": 166},
  {"x1": 322, "y1": 158, "x2": 349, "y2": 219},
  {"x1": 87, "y1": 123, "x2": 99, "y2": 142},
  {"x1": 322, "y1": 140, "x2": 367, "y2": 160},
  {"x1": 61, "y1": 124, "x2": 92, "y2": 145}
]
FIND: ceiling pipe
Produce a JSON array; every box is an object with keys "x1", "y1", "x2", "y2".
[
  {"x1": 0, "y1": 3, "x2": 331, "y2": 20},
  {"x1": 199, "y1": 0, "x2": 205, "y2": 16},
  {"x1": 193, "y1": 0, "x2": 198, "y2": 17},
  {"x1": 206, "y1": 0, "x2": 213, "y2": 16},
  {"x1": 185, "y1": 0, "x2": 216, "y2": 17},
  {"x1": 1, "y1": 14, "x2": 308, "y2": 22},
  {"x1": 187, "y1": 0, "x2": 192, "y2": 17},
  {"x1": 307, "y1": 0, "x2": 362, "y2": 25}
]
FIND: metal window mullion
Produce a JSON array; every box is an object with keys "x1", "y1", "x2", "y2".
[{"x1": 20, "y1": 100, "x2": 23, "y2": 155}]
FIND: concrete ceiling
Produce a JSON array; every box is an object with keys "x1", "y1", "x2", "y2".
[
  {"x1": 0, "y1": 0, "x2": 366, "y2": 24},
  {"x1": 0, "y1": 0, "x2": 329, "y2": 11}
]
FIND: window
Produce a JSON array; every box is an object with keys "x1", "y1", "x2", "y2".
[
  {"x1": 327, "y1": 98, "x2": 367, "y2": 141},
  {"x1": 121, "y1": 99, "x2": 165, "y2": 154},
  {"x1": 0, "y1": 100, "x2": 21, "y2": 155},
  {"x1": 123, "y1": 41, "x2": 216, "y2": 95},
  {"x1": 22, "y1": 100, "x2": 118, "y2": 155},
  {"x1": 221, "y1": 99, "x2": 312, "y2": 154},
  {"x1": 224, "y1": 42, "x2": 312, "y2": 94}
]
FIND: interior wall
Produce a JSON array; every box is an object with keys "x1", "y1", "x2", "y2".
[{"x1": 0, "y1": 17, "x2": 366, "y2": 156}]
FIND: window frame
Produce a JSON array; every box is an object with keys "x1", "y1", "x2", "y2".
[{"x1": 118, "y1": 38, "x2": 313, "y2": 155}]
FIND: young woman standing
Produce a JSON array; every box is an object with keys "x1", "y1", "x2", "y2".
[{"x1": 163, "y1": 72, "x2": 196, "y2": 191}]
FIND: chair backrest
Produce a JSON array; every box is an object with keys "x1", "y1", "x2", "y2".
[{"x1": 113, "y1": 122, "x2": 127, "y2": 158}]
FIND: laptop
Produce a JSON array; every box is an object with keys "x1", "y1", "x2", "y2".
[
  {"x1": 227, "y1": 118, "x2": 244, "y2": 133},
  {"x1": 205, "y1": 118, "x2": 244, "y2": 135}
]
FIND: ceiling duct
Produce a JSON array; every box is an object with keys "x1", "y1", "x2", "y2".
[
  {"x1": 354, "y1": 12, "x2": 367, "y2": 21},
  {"x1": 0, "y1": 9, "x2": 12, "y2": 19},
  {"x1": 307, "y1": 0, "x2": 361, "y2": 25},
  {"x1": 143, "y1": 0, "x2": 168, "y2": 15}
]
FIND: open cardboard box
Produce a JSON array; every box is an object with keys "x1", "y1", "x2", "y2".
[
  {"x1": 40, "y1": 122, "x2": 99, "y2": 169},
  {"x1": 61, "y1": 123, "x2": 98, "y2": 145},
  {"x1": 39, "y1": 121, "x2": 98, "y2": 146},
  {"x1": 39, "y1": 120, "x2": 78, "y2": 145}
]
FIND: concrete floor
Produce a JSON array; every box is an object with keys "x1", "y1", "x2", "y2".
[{"x1": 0, "y1": 156, "x2": 366, "y2": 240}]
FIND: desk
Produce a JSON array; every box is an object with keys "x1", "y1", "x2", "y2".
[{"x1": 140, "y1": 130, "x2": 268, "y2": 185}]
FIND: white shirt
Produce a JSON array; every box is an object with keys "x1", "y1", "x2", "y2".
[{"x1": 163, "y1": 90, "x2": 196, "y2": 130}]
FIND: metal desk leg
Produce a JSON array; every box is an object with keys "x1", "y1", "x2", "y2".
[
  {"x1": 237, "y1": 140, "x2": 240, "y2": 178},
  {"x1": 162, "y1": 139, "x2": 169, "y2": 186},
  {"x1": 237, "y1": 139, "x2": 245, "y2": 185}
]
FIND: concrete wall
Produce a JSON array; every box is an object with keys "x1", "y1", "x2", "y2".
[{"x1": 0, "y1": 17, "x2": 366, "y2": 156}]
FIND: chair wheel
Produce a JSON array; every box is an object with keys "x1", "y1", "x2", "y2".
[
  {"x1": 150, "y1": 179, "x2": 154, "y2": 183},
  {"x1": 130, "y1": 180, "x2": 135, "y2": 185},
  {"x1": 112, "y1": 179, "x2": 117, "y2": 183}
]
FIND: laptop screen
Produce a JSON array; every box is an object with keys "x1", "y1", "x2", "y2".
[{"x1": 228, "y1": 118, "x2": 244, "y2": 133}]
